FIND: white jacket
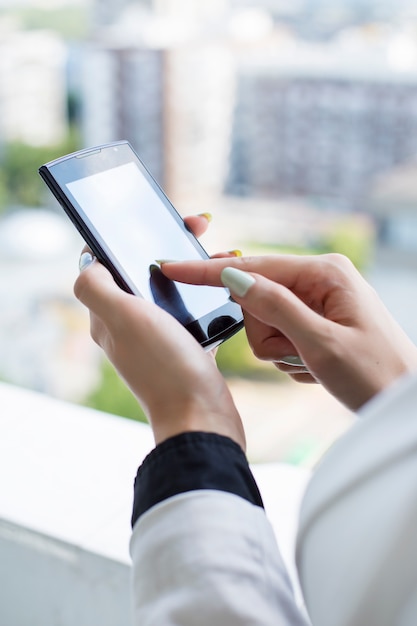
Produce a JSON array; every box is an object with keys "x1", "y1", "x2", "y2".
[{"x1": 130, "y1": 373, "x2": 417, "y2": 625}]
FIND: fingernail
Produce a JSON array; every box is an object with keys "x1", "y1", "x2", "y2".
[
  {"x1": 278, "y1": 356, "x2": 305, "y2": 367},
  {"x1": 155, "y1": 259, "x2": 178, "y2": 265},
  {"x1": 198, "y1": 212, "x2": 212, "y2": 222},
  {"x1": 149, "y1": 263, "x2": 160, "y2": 273},
  {"x1": 221, "y1": 267, "x2": 255, "y2": 297},
  {"x1": 79, "y1": 251, "x2": 95, "y2": 272},
  {"x1": 228, "y1": 249, "x2": 242, "y2": 257}
]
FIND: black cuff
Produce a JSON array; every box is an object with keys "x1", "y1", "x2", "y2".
[{"x1": 131, "y1": 432, "x2": 264, "y2": 527}]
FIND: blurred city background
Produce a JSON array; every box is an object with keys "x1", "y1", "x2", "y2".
[{"x1": 2, "y1": 0, "x2": 417, "y2": 465}]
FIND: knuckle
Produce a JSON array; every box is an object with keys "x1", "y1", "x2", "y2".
[
  {"x1": 237, "y1": 255, "x2": 261, "y2": 271},
  {"x1": 323, "y1": 252, "x2": 354, "y2": 272}
]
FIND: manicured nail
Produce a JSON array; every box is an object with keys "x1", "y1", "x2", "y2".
[
  {"x1": 149, "y1": 263, "x2": 160, "y2": 273},
  {"x1": 221, "y1": 267, "x2": 255, "y2": 297},
  {"x1": 278, "y1": 356, "x2": 305, "y2": 367},
  {"x1": 155, "y1": 259, "x2": 178, "y2": 265},
  {"x1": 79, "y1": 251, "x2": 95, "y2": 272},
  {"x1": 198, "y1": 212, "x2": 212, "y2": 222},
  {"x1": 228, "y1": 249, "x2": 242, "y2": 257}
]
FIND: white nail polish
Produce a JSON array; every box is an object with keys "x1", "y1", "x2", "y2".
[
  {"x1": 79, "y1": 252, "x2": 95, "y2": 272},
  {"x1": 221, "y1": 267, "x2": 255, "y2": 298}
]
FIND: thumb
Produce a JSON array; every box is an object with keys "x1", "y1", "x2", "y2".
[
  {"x1": 220, "y1": 266, "x2": 329, "y2": 352},
  {"x1": 74, "y1": 252, "x2": 126, "y2": 318}
]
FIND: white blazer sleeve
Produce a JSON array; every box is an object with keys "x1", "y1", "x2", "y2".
[
  {"x1": 297, "y1": 372, "x2": 417, "y2": 626},
  {"x1": 130, "y1": 490, "x2": 310, "y2": 626}
]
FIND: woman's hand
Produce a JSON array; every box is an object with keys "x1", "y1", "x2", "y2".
[
  {"x1": 161, "y1": 254, "x2": 417, "y2": 411},
  {"x1": 73, "y1": 213, "x2": 245, "y2": 449}
]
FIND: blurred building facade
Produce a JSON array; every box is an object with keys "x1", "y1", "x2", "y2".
[
  {"x1": 0, "y1": 24, "x2": 68, "y2": 146},
  {"x1": 82, "y1": 45, "x2": 165, "y2": 183},
  {"x1": 226, "y1": 67, "x2": 417, "y2": 208},
  {"x1": 82, "y1": 1, "x2": 417, "y2": 212},
  {"x1": 83, "y1": 0, "x2": 236, "y2": 205},
  {"x1": 81, "y1": 30, "x2": 234, "y2": 204}
]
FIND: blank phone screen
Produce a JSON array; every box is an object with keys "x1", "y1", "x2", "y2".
[{"x1": 66, "y1": 161, "x2": 229, "y2": 320}]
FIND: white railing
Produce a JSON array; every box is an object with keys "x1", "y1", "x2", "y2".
[
  {"x1": 0, "y1": 382, "x2": 154, "y2": 626},
  {"x1": 0, "y1": 382, "x2": 309, "y2": 624}
]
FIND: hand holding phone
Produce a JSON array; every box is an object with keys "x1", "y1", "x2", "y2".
[
  {"x1": 39, "y1": 141, "x2": 243, "y2": 349},
  {"x1": 73, "y1": 249, "x2": 246, "y2": 448}
]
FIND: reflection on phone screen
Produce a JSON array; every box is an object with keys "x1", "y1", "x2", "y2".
[{"x1": 66, "y1": 162, "x2": 230, "y2": 320}]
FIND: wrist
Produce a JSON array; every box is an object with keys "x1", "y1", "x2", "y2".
[{"x1": 148, "y1": 394, "x2": 245, "y2": 451}]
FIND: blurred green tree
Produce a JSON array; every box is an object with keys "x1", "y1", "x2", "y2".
[
  {"x1": 84, "y1": 358, "x2": 148, "y2": 423},
  {"x1": 1, "y1": 131, "x2": 80, "y2": 210}
]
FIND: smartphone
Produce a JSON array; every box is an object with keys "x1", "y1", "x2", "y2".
[{"x1": 39, "y1": 141, "x2": 243, "y2": 349}]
